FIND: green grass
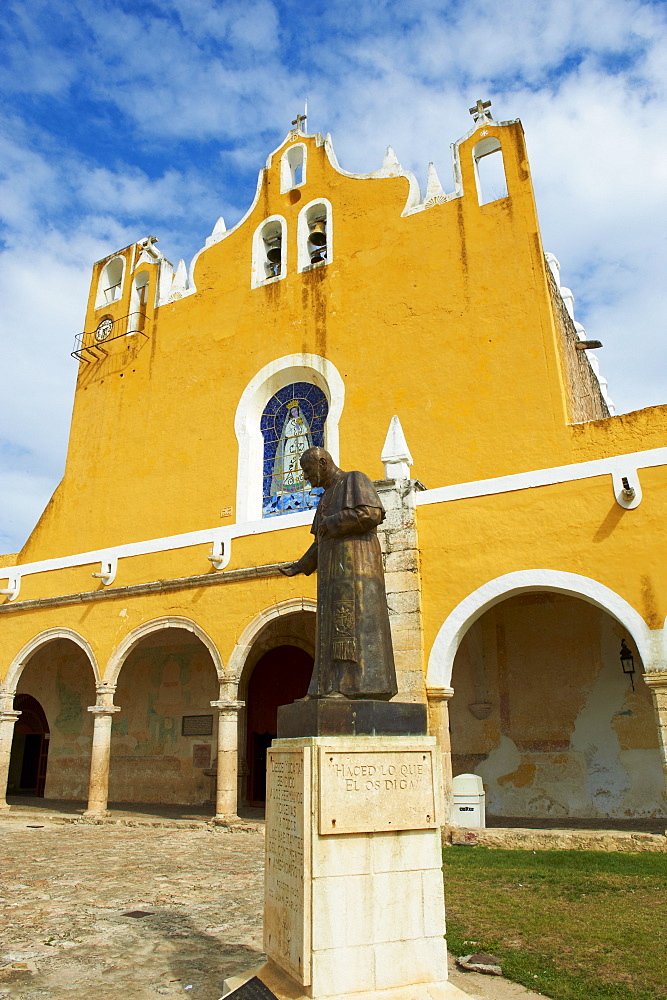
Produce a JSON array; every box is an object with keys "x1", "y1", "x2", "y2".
[{"x1": 442, "y1": 846, "x2": 667, "y2": 1000}]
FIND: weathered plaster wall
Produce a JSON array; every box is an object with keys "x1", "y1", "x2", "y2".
[
  {"x1": 450, "y1": 594, "x2": 666, "y2": 819},
  {"x1": 15, "y1": 639, "x2": 96, "y2": 800},
  {"x1": 547, "y1": 265, "x2": 609, "y2": 423},
  {"x1": 109, "y1": 630, "x2": 219, "y2": 805}
]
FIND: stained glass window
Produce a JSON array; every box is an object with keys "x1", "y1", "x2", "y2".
[{"x1": 261, "y1": 382, "x2": 328, "y2": 517}]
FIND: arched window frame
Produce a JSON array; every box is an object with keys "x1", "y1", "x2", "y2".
[
  {"x1": 95, "y1": 256, "x2": 126, "y2": 309},
  {"x1": 234, "y1": 354, "x2": 345, "y2": 523},
  {"x1": 297, "y1": 198, "x2": 333, "y2": 273},
  {"x1": 280, "y1": 143, "x2": 307, "y2": 193},
  {"x1": 261, "y1": 382, "x2": 329, "y2": 518},
  {"x1": 472, "y1": 136, "x2": 508, "y2": 206},
  {"x1": 252, "y1": 215, "x2": 287, "y2": 288}
]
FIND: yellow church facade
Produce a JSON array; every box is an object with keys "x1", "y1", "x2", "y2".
[{"x1": 1, "y1": 105, "x2": 666, "y2": 826}]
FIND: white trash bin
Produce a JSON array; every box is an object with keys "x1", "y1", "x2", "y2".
[{"x1": 451, "y1": 772, "x2": 486, "y2": 828}]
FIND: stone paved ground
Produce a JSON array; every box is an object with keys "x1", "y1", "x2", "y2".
[
  {"x1": 0, "y1": 818, "x2": 265, "y2": 1000},
  {"x1": 0, "y1": 816, "x2": 545, "y2": 1000}
]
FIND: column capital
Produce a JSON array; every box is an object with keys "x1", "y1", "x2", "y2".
[
  {"x1": 211, "y1": 700, "x2": 245, "y2": 712},
  {"x1": 643, "y1": 671, "x2": 667, "y2": 690},
  {"x1": 0, "y1": 691, "x2": 17, "y2": 714},
  {"x1": 0, "y1": 710, "x2": 21, "y2": 724},
  {"x1": 90, "y1": 684, "x2": 119, "y2": 712},
  {"x1": 426, "y1": 685, "x2": 454, "y2": 702},
  {"x1": 88, "y1": 705, "x2": 121, "y2": 715}
]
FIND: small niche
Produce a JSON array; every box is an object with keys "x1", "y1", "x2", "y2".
[
  {"x1": 281, "y1": 144, "x2": 307, "y2": 192},
  {"x1": 129, "y1": 271, "x2": 150, "y2": 332},
  {"x1": 253, "y1": 217, "x2": 287, "y2": 286},
  {"x1": 96, "y1": 256, "x2": 125, "y2": 308},
  {"x1": 473, "y1": 137, "x2": 508, "y2": 205},
  {"x1": 298, "y1": 200, "x2": 332, "y2": 272}
]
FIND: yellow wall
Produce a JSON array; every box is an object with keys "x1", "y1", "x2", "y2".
[
  {"x1": 2, "y1": 118, "x2": 665, "y2": 703},
  {"x1": 18, "y1": 119, "x2": 654, "y2": 567}
]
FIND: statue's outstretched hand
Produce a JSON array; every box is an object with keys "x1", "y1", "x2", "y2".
[{"x1": 279, "y1": 562, "x2": 301, "y2": 577}]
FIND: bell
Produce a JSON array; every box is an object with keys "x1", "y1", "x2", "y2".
[
  {"x1": 308, "y1": 220, "x2": 327, "y2": 247},
  {"x1": 266, "y1": 246, "x2": 282, "y2": 265}
]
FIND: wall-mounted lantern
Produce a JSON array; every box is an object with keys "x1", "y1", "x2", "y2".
[{"x1": 620, "y1": 638, "x2": 636, "y2": 691}]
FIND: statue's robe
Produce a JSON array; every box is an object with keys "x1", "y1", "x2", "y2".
[{"x1": 295, "y1": 470, "x2": 398, "y2": 699}]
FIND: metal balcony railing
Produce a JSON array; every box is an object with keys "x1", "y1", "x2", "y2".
[{"x1": 71, "y1": 311, "x2": 148, "y2": 362}]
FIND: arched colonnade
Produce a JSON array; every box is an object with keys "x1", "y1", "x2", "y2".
[
  {"x1": 0, "y1": 603, "x2": 315, "y2": 820},
  {"x1": 2, "y1": 574, "x2": 666, "y2": 824}
]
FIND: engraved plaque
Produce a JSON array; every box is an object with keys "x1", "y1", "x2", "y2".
[
  {"x1": 226, "y1": 976, "x2": 278, "y2": 999},
  {"x1": 192, "y1": 744, "x2": 211, "y2": 768},
  {"x1": 264, "y1": 747, "x2": 311, "y2": 985},
  {"x1": 319, "y1": 748, "x2": 438, "y2": 835},
  {"x1": 181, "y1": 715, "x2": 213, "y2": 736}
]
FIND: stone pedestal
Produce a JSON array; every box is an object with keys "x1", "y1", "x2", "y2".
[
  {"x1": 224, "y1": 735, "x2": 468, "y2": 1000},
  {"x1": 278, "y1": 699, "x2": 427, "y2": 739}
]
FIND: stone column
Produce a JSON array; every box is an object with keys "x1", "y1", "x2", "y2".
[
  {"x1": 427, "y1": 685, "x2": 455, "y2": 824},
  {"x1": 375, "y1": 478, "x2": 426, "y2": 702},
  {"x1": 84, "y1": 686, "x2": 120, "y2": 817},
  {"x1": 644, "y1": 671, "x2": 667, "y2": 798},
  {"x1": 0, "y1": 693, "x2": 21, "y2": 811},
  {"x1": 211, "y1": 693, "x2": 244, "y2": 821}
]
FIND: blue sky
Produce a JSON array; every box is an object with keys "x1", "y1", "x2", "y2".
[{"x1": 1, "y1": 0, "x2": 666, "y2": 553}]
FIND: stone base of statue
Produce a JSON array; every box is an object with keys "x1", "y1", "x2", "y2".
[
  {"x1": 222, "y1": 735, "x2": 469, "y2": 1000},
  {"x1": 277, "y1": 698, "x2": 427, "y2": 739}
]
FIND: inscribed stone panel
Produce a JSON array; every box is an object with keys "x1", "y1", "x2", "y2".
[
  {"x1": 318, "y1": 748, "x2": 437, "y2": 835},
  {"x1": 181, "y1": 715, "x2": 213, "y2": 736},
  {"x1": 192, "y1": 744, "x2": 211, "y2": 768},
  {"x1": 264, "y1": 746, "x2": 311, "y2": 985}
]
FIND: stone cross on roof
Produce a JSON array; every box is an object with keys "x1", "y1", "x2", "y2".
[
  {"x1": 291, "y1": 101, "x2": 307, "y2": 133},
  {"x1": 469, "y1": 98, "x2": 493, "y2": 123}
]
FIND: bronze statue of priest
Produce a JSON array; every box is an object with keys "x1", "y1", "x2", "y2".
[{"x1": 280, "y1": 447, "x2": 398, "y2": 700}]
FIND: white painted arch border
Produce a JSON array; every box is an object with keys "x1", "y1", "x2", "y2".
[
  {"x1": 426, "y1": 570, "x2": 663, "y2": 690},
  {"x1": 234, "y1": 354, "x2": 345, "y2": 523},
  {"x1": 105, "y1": 616, "x2": 224, "y2": 687},
  {"x1": 3, "y1": 627, "x2": 101, "y2": 695},
  {"x1": 227, "y1": 597, "x2": 317, "y2": 681}
]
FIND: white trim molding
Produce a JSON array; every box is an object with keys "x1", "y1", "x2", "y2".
[
  {"x1": 105, "y1": 616, "x2": 224, "y2": 687},
  {"x1": 0, "y1": 513, "x2": 315, "y2": 602},
  {"x1": 415, "y1": 447, "x2": 667, "y2": 509},
  {"x1": 4, "y1": 627, "x2": 101, "y2": 694},
  {"x1": 234, "y1": 353, "x2": 345, "y2": 523},
  {"x1": 426, "y1": 569, "x2": 663, "y2": 691}
]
